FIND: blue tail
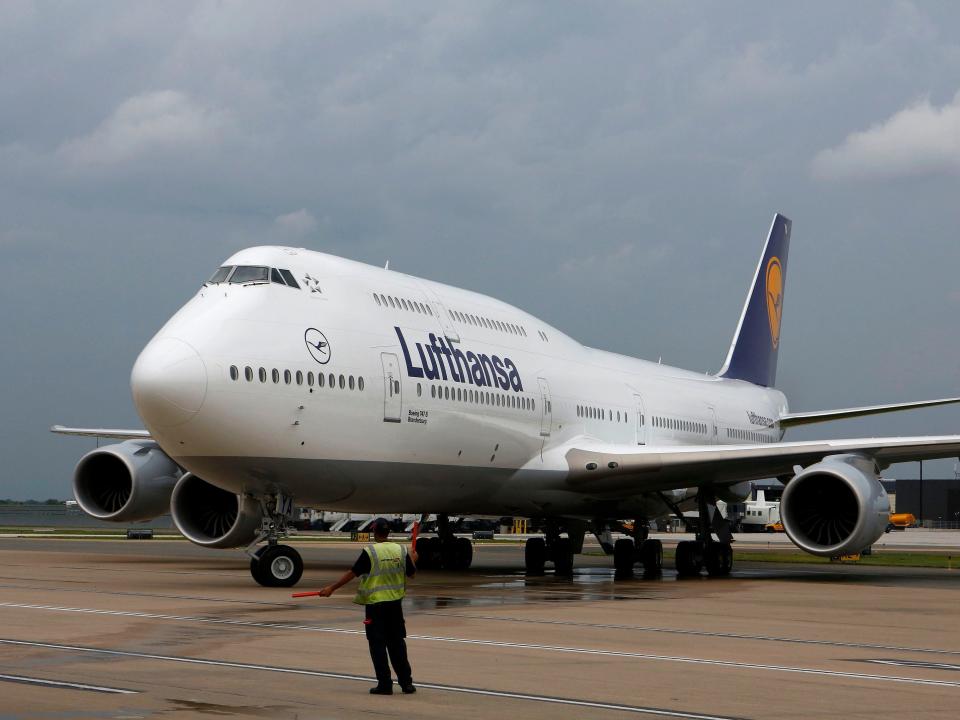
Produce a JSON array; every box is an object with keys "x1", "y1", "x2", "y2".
[{"x1": 717, "y1": 213, "x2": 791, "y2": 387}]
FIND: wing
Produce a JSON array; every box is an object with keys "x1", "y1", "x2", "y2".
[
  {"x1": 779, "y1": 397, "x2": 960, "y2": 428},
  {"x1": 560, "y1": 435, "x2": 960, "y2": 494},
  {"x1": 51, "y1": 425, "x2": 151, "y2": 440}
]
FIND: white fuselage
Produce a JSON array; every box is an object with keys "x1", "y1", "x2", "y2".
[{"x1": 131, "y1": 246, "x2": 788, "y2": 518}]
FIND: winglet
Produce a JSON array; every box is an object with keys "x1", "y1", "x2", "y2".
[{"x1": 718, "y1": 213, "x2": 792, "y2": 387}]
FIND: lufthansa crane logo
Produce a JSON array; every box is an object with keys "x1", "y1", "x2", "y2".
[
  {"x1": 765, "y1": 257, "x2": 783, "y2": 349},
  {"x1": 304, "y1": 328, "x2": 331, "y2": 364}
]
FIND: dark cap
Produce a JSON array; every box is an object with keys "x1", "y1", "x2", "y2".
[{"x1": 370, "y1": 518, "x2": 391, "y2": 537}]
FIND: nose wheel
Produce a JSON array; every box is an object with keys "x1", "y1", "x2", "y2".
[
  {"x1": 251, "y1": 544, "x2": 304, "y2": 587},
  {"x1": 246, "y1": 491, "x2": 303, "y2": 587}
]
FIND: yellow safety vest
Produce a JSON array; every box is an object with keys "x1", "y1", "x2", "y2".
[{"x1": 353, "y1": 542, "x2": 407, "y2": 605}]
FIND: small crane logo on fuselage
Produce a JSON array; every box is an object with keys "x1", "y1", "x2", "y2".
[{"x1": 304, "y1": 328, "x2": 331, "y2": 364}]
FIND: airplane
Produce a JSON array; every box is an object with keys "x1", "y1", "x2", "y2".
[{"x1": 53, "y1": 213, "x2": 960, "y2": 586}]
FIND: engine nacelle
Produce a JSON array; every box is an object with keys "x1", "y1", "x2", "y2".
[
  {"x1": 73, "y1": 441, "x2": 179, "y2": 522},
  {"x1": 170, "y1": 473, "x2": 261, "y2": 548},
  {"x1": 781, "y1": 454, "x2": 889, "y2": 557}
]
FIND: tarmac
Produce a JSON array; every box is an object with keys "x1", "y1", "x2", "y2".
[{"x1": 1, "y1": 536, "x2": 959, "y2": 719}]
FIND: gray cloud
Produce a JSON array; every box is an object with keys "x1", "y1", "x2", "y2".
[{"x1": 811, "y1": 92, "x2": 960, "y2": 181}]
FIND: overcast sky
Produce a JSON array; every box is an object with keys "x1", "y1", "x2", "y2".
[{"x1": 3, "y1": 1, "x2": 960, "y2": 500}]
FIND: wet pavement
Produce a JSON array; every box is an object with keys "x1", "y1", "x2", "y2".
[{"x1": 0, "y1": 538, "x2": 958, "y2": 718}]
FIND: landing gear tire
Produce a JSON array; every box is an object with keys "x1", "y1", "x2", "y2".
[
  {"x1": 440, "y1": 537, "x2": 474, "y2": 570},
  {"x1": 250, "y1": 547, "x2": 267, "y2": 585},
  {"x1": 252, "y1": 545, "x2": 303, "y2": 587},
  {"x1": 553, "y1": 538, "x2": 574, "y2": 577},
  {"x1": 614, "y1": 538, "x2": 636, "y2": 574},
  {"x1": 525, "y1": 537, "x2": 546, "y2": 575},
  {"x1": 640, "y1": 539, "x2": 663, "y2": 574},
  {"x1": 418, "y1": 537, "x2": 441, "y2": 570},
  {"x1": 675, "y1": 540, "x2": 703, "y2": 577},
  {"x1": 453, "y1": 536, "x2": 473, "y2": 570},
  {"x1": 705, "y1": 542, "x2": 733, "y2": 577}
]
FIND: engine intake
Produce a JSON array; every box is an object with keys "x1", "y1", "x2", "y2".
[
  {"x1": 170, "y1": 473, "x2": 261, "y2": 548},
  {"x1": 73, "y1": 441, "x2": 179, "y2": 522},
  {"x1": 781, "y1": 454, "x2": 889, "y2": 557}
]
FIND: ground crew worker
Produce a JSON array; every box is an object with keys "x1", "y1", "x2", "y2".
[{"x1": 318, "y1": 518, "x2": 417, "y2": 695}]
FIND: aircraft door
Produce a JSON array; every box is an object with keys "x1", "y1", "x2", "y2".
[
  {"x1": 537, "y1": 377, "x2": 552, "y2": 437},
  {"x1": 418, "y1": 283, "x2": 460, "y2": 343},
  {"x1": 381, "y1": 353, "x2": 402, "y2": 423},
  {"x1": 707, "y1": 405, "x2": 719, "y2": 444},
  {"x1": 634, "y1": 394, "x2": 646, "y2": 445}
]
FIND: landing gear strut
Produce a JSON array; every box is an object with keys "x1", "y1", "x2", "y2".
[
  {"x1": 246, "y1": 492, "x2": 303, "y2": 587},
  {"x1": 416, "y1": 515, "x2": 473, "y2": 571},
  {"x1": 673, "y1": 491, "x2": 733, "y2": 578}
]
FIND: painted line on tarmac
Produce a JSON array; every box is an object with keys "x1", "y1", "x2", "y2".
[
  {"x1": 420, "y1": 611, "x2": 960, "y2": 658},
  {"x1": 0, "y1": 583, "x2": 297, "y2": 607},
  {"x1": 0, "y1": 672, "x2": 137, "y2": 694},
  {"x1": 0, "y1": 638, "x2": 739, "y2": 720},
  {"x1": 1, "y1": 604, "x2": 958, "y2": 689},
  {"x1": 868, "y1": 659, "x2": 960, "y2": 672}
]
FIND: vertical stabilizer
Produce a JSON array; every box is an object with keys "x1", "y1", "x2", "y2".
[{"x1": 717, "y1": 214, "x2": 791, "y2": 387}]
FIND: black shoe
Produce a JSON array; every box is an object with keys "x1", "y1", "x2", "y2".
[
  {"x1": 369, "y1": 685, "x2": 393, "y2": 695},
  {"x1": 401, "y1": 684, "x2": 416, "y2": 694}
]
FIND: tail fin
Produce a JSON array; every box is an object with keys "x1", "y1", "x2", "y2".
[{"x1": 717, "y1": 213, "x2": 792, "y2": 387}]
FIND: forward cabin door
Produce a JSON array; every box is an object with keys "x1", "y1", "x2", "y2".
[
  {"x1": 381, "y1": 353, "x2": 402, "y2": 423},
  {"x1": 538, "y1": 377, "x2": 552, "y2": 437},
  {"x1": 634, "y1": 394, "x2": 647, "y2": 445},
  {"x1": 418, "y1": 283, "x2": 460, "y2": 343}
]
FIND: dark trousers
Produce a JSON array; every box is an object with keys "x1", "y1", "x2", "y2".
[{"x1": 364, "y1": 600, "x2": 412, "y2": 687}]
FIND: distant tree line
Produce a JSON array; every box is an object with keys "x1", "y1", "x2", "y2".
[{"x1": 0, "y1": 499, "x2": 65, "y2": 505}]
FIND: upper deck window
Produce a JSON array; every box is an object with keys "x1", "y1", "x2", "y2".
[{"x1": 229, "y1": 266, "x2": 269, "y2": 284}]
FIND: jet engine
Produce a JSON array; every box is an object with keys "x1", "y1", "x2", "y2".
[
  {"x1": 781, "y1": 454, "x2": 889, "y2": 557},
  {"x1": 73, "y1": 440, "x2": 179, "y2": 522},
  {"x1": 170, "y1": 473, "x2": 261, "y2": 548}
]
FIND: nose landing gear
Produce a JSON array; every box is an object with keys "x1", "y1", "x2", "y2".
[{"x1": 246, "y1": 492, "x2": 304, "y2": 587}]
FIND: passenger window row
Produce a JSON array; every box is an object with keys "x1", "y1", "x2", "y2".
[
  {"x1": 208, "y1": 266, "x2": 300, "y2": 289},
  {"x1": 373, "y1": 292, "x2": 434, "y2": 316},
  {"x1": 418, "y1": 382, "x2": 535, "y2": 411},
  {"x1": 727, "y1": 428, "x2": 771, "y2": 443},
  {"x1": 577, "y1": 405, "x2": 630, "y2": 424},
  {"x1": 449, "y1": 308, "x2": 527, "y2": 338},
  {"x1": 653, "y1": 416, "x2": 707, "y2": 434},
  {"x1": 229, "y1": 365, "x2": 365, "y2": 392},
  {"x1": 537, "y1": 330, "x2": 549, "y2": 342}
]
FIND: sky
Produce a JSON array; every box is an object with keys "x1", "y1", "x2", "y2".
[{"x1": 3, "y1": 1, "x2": 960, "y2": 500}]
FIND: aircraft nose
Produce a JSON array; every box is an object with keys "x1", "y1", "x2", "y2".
[{"x1": 131, "y1": 337, "x2": 207, "y2": 428}]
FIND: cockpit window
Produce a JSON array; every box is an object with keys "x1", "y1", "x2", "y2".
[
  {"x1": 229, "y1": 266, "x2": 269, "y2": 284},
  {"x1": 278, "y1": 269, "x2": 300, "y2": 289},
  {"x1": 271, "y1": 268, "x2": 286, "y2": 285},
  {"x1": 208, "y1": 266, "x2": 233, "y2": 284}
]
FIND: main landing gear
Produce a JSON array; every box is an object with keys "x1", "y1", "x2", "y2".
[
  {"x1": 247, "y1": 492, "x2": 304, "y2": 587},
  {"x1": 611, "y1": 521, "x2": 663, "y2": 577},
  {"x1": 671, "y1": 492, "x2": 734, "y2": 578},
  {"x1": 416, "y1": 515, "x2": 473, "y2": 571},
  {"x1": 524, "y1": 520, "x2": 585, "y2": 577}
]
